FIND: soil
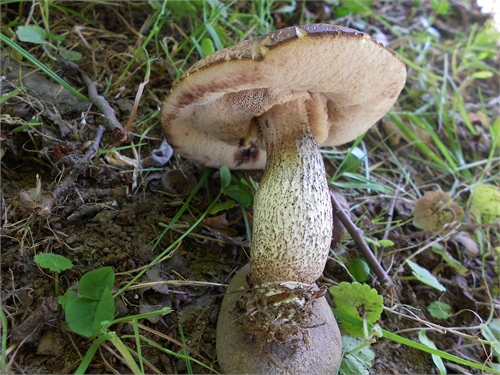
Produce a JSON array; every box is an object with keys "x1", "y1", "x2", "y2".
[{"x1": 1, "y1": 1, "x2": 499, "y2": 374}]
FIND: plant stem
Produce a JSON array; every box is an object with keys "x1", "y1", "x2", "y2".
[{"x1": 329, "y1": 190, "x2": 394, "y2": 289}]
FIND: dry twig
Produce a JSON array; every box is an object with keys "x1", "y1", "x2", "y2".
[
  {"x1": 330, "y1": 190, "x2": 395, "y2": 289},
  {"x1": 81, "y1": 73, "x2": 128, "y2": 143}
]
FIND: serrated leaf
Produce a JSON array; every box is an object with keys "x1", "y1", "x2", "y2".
[
  {"x1": 406, "y1": 260, "x2": 446, "y2": 292},
  {"x1": 470, "y1": 184, "x2": 500, "y2": 223},
  {"x1": 412, "y1": 190, "x2": 464, "y2": 229},
  {"x1": 219, "y1": 165, "x2": 231, "y2": 190},
  {"x1": 224, "y1": 185, "x2": 252, "y2": 207},
  {"x1": 329, "y1": 282, "x2": 383, "y2": 337},
  {"x1": 340, "y1": 335, "x2": 375, "y2": 375},
  {"x1": 16, "y1": 25, "x2": 47, "y2": 44},
  {"x1": 418, "y1": 330, "x2": 447, "y2": 375},
  {"x1": 78, "y1": 267, "x2": 115, "y2": 300},
  {"x1": 34, "y1": 253, "x2": 73, "y2": 273},
  {"x1": 427, "y1": 301, "x2": 452, "y2": 320}
]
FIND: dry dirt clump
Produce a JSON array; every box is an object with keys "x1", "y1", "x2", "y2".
[{"x1": 1, "y1": 1, "x2": 499, "y2": 374}]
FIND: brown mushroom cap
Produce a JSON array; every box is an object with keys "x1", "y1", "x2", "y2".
[{"x1": 161, "y1": 23, "x2": 406, "y2": 169}]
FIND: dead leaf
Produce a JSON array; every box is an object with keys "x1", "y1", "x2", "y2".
[
  {"x1": 202, "y1": 213, "x2": 239, "y2": 237},
  {"x1": 412, "y1": 190, "x2": 464, "y2": 230},
  {"x1": 19, "y1": 190, "x2": 55, "y2": 218},
  {"x1": 453, "y1": 232, "x2": 479, "y2": 257},
  {"x1": 467, "y1": 111, "x2": 488, "y2": 126},
  {"x1": 381, "y1": 119, "x2": 431, "y2": 147},
  {"x1": 160, "y1": 169, "x2": 197, "y2": 196}
]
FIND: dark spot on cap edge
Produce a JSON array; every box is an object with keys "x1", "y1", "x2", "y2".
[{"x1": 234, "y1": 144, "x2": 260, "y2": 167}]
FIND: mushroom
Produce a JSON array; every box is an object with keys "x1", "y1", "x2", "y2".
[{"x1": 161, "y1": 24, "x2": 406, "y2": 374}]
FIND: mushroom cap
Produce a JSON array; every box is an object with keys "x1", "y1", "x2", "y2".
[{"x1": 161, "y1": 24, "x2": 406, "y2": 169}]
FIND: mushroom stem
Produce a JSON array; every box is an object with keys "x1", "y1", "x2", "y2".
[{"x1": 251, "y1": 98, "x2": 333, "y2": 285}]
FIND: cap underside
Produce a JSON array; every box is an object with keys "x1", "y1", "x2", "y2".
[{"x1": 161, "y1": 24, "x2": 406, "y2": 169}]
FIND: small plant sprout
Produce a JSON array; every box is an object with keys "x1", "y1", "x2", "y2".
[
  {"x1": 329, "y1": 282, "x2": 384, "y2": 338},
  {"x1": 34, "y1": 253, "x2": 73, "y2": 294},
  {"x1": 58, "y1": 266, "x2": 174, "y2": 374},
  {"x1": 427, "y1": 301, "x2": 452, "y2": 320},
  {"x1": 16, "y1": 25, "x2": 83, "y2": 62},
  {"x1": 59, "y1": 266, "x2": 115, "y2": 338},
  {"x1": 340, "y1": 335, "x2": 376, "y2": 375},
  {"x1": 330, "y1": 282, "x2": 384, "y2": 375}
]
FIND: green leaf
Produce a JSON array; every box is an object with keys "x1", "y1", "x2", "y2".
[
  {"x1": 427, "y1": 301, "x2": 452, "y2": 320},
  {"x1": 58, "y1": 290, "x2": 77, "y2": 310},
  {"x1": 431, "y1": 0, "x2": 451, "y2": 15},
  {"x1": 481, "y1": 319, "x2": 500, "y2": 362},
  {"x1": 377, "y1": 239, "x2": 394, "y2": 247},
  {"x1": 349, "y1": 258, "x2": 371, "y2": 283},
  {"x1": 471, "y1": 71, "x2": 494, "y2": 79},
  {"x1": 34, "y1": 253, "x2": 73, "y2": 273},
  {"x1": 16, "y1": 25, "x2": 47, "y2": 44},
  {"x1": 78, "y1": 267, "x2": 115, "y2": 300},
  {"x1": 342, "y1": 154, "x2": 361, "y2": 173},
  {"x1": 340, "y1": 336, "x2": 375, "y2": 375},
  {"x1": 59, "y1": 49, "x2": 82, "y2": 62},
  {"x1": 431, "y1": 244, "x2": 468, "y2": 275},
  {"x1": 418, "y1": 330, "x2": 447, "y2": 375},
  {"x1": 209, "y1": 200, "x2": 235, "y2": 215},
  {"x1": 219, "y1": 165, "x2": 231, "y2": 190},
  {"x1": 470, "y1": 184, "x2": 500, "y2": 223},
  {"x1": 406, "y1": 260, "x2": 446, "y2": 292},
  {"x1": 200, "y1": 38, "x2": 215, "y2": 57},
  {"x1": 93, "y1": 287, "x2": 115, "y2": 328},
  {"x1": 224, "y1": 185, "x2": 253, "y2": 207},
  {"x1": 166, "y1": 0, "x2": 197, "y2": 16},
  {"x1": 329, "y1": 282, "x2": 384, "y2": 337},
  {"x1": 65, "y1": 287, "x2": 114, "y2": 337}
]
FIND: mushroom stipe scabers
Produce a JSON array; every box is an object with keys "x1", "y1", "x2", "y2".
[{"x1": 161, "y1": 24, "x2": 406, "y2": 374}]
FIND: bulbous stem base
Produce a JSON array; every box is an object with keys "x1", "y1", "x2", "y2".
[{"x1": 216, "y1": 265, "x2": 342, "y2": 375}]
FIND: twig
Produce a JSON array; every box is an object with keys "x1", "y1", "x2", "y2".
[
  {"x1": 53, "y1": 125, "x2": 105, "y2": 198},
  {"x1": 81, "y1": 73, "x2": 128, "y2": 143},
  {"x1": 84, "y1": 125, "x2": 105, "y2": 160},
  {"x1": 329, "y1": 190, "x2": 395, "y2": 289},
  {"x1": 382, "y1": 175, "x2": 405, "y2": 240}
]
